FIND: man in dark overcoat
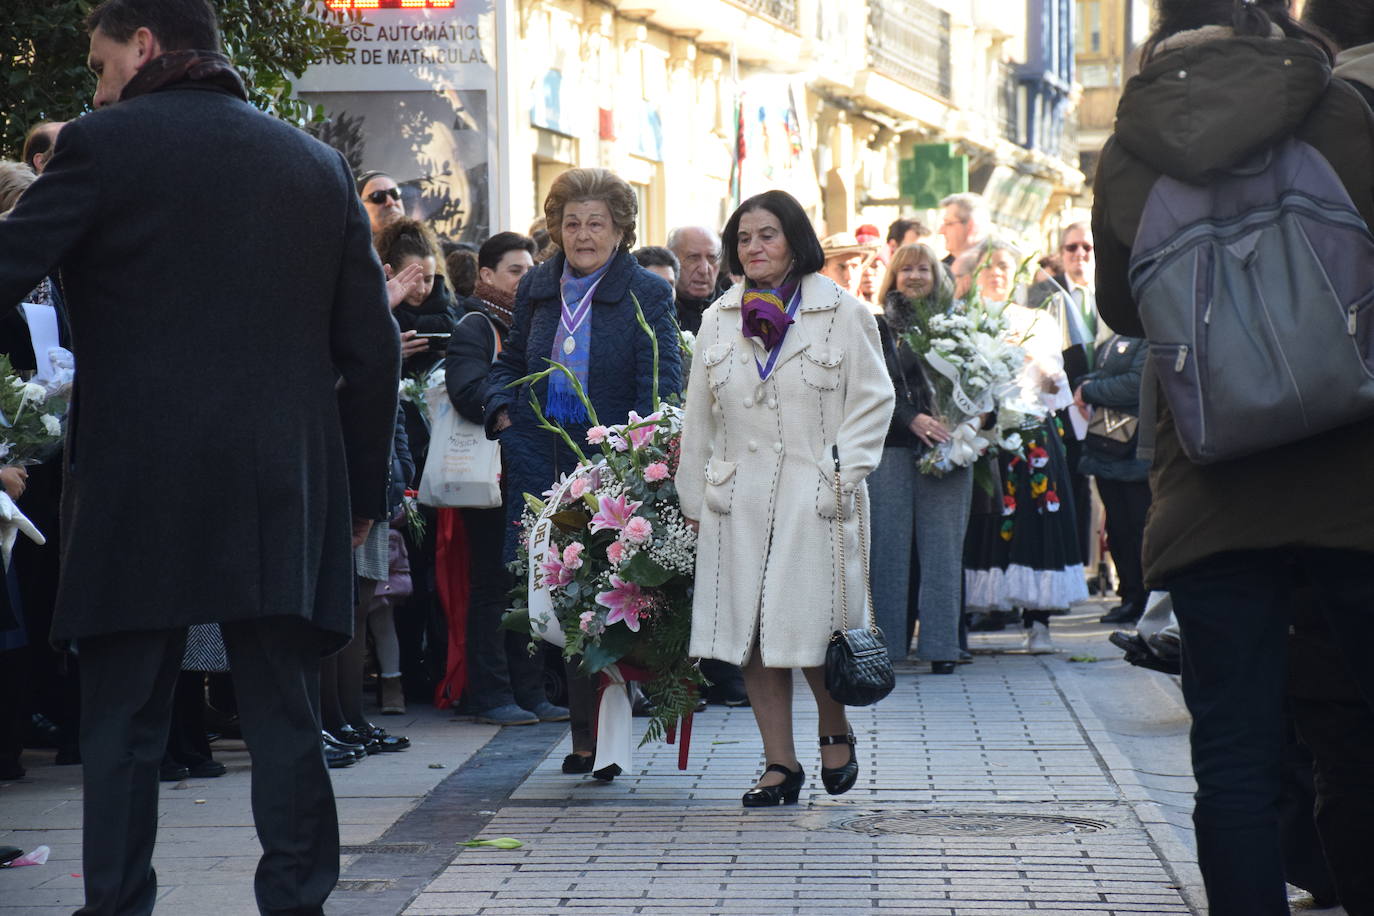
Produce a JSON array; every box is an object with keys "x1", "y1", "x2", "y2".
[{"x1": 0, "y1": 1, "x2": 401, "y2": 913}]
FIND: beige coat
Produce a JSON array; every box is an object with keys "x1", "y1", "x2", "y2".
[{"x1": 677, "y1": 274, "x2": 895, "y2": 668}]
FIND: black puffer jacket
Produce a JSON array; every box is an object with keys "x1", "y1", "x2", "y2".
[{"x1": 1077, "y1": 335, "x2": 1148, "y2": 482}]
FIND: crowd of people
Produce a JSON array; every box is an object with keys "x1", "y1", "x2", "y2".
[{"x1": 3, "y1": 0, "x2": 1374, "y2": 914}]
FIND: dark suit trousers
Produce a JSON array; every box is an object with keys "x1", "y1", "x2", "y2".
[
  {"x1": 1094, "y1": 478, "x2": 1150, "y2": 609},
  {"x1": 77, "y1": 616, "x2": 338, "y2": 916},
  {"x1": 1167, "y1": 549, "x2": 1374, "y2": 916}
]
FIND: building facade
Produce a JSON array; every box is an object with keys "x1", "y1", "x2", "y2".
[{"x1": 301, "y1": 0, "x2": 1086, "y2": 253}]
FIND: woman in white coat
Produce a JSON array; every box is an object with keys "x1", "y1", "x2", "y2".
[{"x1": 677, "y1": 191, "x2": 895, "y2": 807}]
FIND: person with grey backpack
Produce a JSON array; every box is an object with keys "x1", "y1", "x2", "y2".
[{"x1": 1092, "y1": 1, "x2": 1374, "y2": 913}]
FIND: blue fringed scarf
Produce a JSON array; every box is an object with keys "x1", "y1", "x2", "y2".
[{"x1": 547, "y1": 257, "x2": 612, "y2": 425}]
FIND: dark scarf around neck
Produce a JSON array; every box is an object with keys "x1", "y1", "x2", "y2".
[
  {"x1": 120, "y1": 50, "x2": 248, "y2": 103},
  {"x1": 473, "y1": 279, "x2": 515, "y2": 326}
]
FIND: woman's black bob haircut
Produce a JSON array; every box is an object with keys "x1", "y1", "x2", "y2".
[{"x1": 720, "y1": 190, "x2": 825, "y2": 281}]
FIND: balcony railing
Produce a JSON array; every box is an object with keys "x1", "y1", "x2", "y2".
[
  {"x1": 866, "y1": 0, "x2": 952, "y2": 99},
  {"x1": 730, "y1": 0, "x2": 799, "y2": 30}
]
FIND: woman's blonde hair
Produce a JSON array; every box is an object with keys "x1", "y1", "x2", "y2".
[
  {"x1": 543, "y1": 168, "x2": 638, "y2": 252},
  {"x1": 877, "y1": 242, "x2": 954, "y2": 305},
  {"x1": 0, "y1": 160, "x2": 37, "y2": 217}
]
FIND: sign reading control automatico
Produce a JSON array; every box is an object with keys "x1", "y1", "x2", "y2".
[{"x1": 296, "y1": 2, "x2": 509, "y2": 242}]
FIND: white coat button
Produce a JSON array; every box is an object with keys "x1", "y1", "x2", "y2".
[
  {"x1": 743, "y1": 397, "x2": 754, "y2": 408},
  {"x1": 740, "y1": 353, "x2": 749, "y2": 365},
  {"x1": 767, "y1": 397, "x2": 778, "y2": 409},
  {"x1": 748, "y1": 441, "x2": 758, "y2": 452},
  {"x1": 773, "y1": 442, "x2": 783, "y2": 453}
]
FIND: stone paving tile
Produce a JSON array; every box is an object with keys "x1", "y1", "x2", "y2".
[{"x1": 407, "y1": 648, "x2": 1196, "y2": 915}]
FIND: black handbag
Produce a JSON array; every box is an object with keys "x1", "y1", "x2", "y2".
[{"x1": 823, "y1": 446, "x2": 896, "y2": 706}]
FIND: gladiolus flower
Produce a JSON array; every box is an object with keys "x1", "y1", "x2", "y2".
[
  {"x1": 643, "y1": 462, "x2": 669, "y2": 482},
  {"x1": 586, "y1": 426, "x2": 609, "y2": 444}
]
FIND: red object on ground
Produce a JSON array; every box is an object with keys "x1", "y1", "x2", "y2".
[{"x1": 432, "y1": 507, "x2": 471, "y2": 709}]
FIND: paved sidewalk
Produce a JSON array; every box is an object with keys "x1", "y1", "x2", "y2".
[
  {"x1": 0, "y1": 703, "x2": 500, "y2": 914},
  {"x1": 406, "y1": 608, "x2": 1197, "y2": 916}
]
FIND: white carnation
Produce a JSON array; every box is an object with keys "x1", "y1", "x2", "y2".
[{"x1": 41, "y1": 414, "x2": 61, "y2": 436}]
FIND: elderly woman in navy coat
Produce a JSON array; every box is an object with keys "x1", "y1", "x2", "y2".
[{"x1": 485, "y1": 167, "x2": 680, "y2": 778}]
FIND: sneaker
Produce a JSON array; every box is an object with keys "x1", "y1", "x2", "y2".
[
  {"x1": 1025, "y1": 621, "x2": 1055, "y2": 654},
  {"x1": 476, "y1": 704, "x2": 540, "y2": 726},
  {"x1": 529, "y1": 701, "x2": 570, "y2": 722}
]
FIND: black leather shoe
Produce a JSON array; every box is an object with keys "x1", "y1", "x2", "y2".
[
  {"x1": 820, "y1": 733, "x2": 858, "y2": 795},
  {"x1": 186, "y1": 759, "x2": 227, "y2": 778},
  {"x1": 322, "y1": 730, "x2": 366, "y2": 759},
  {"x1": 742, "y1": 763, "x2": 804, "y2": 807},
  {"x1": 323, "y1": 742, "x2": 357, "y2": 768},
  {"x1": 159, "y1": 762, "x2": 190, "y2": 782},
  {"x1": 931, "y1": 661, "x2": 957, "y2": 675},
  {"x1": 593, "y1": 764, "x2": 621, "y2": 782},
  {"x1": 363, "y1": 724, "x2": 409, "y2": 752},
  {"x1": 336, "y1": 725, "x2": 380, "y2": 755},
  {"x1": 562, "y1": 753, "x2": 594, "y2": 774},
  {"x1": 1099, "y1": 602, "x2": 1142, "y2": 624}
]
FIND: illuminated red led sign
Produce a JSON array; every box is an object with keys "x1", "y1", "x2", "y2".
[{"x1": 326, "y1": 1, "x2": 456, "y2": 8}]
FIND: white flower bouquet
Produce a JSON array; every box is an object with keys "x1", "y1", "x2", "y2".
[
  {"x1": 903, "y1": 299, "x2": 1027, "y2": 475},
  {"x1": 0, "y1": 354, "x2": 67, "y2": 465}
]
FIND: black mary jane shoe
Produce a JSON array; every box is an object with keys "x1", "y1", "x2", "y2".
[
  {"x1": 742, "y1": 763, "x2": 805, "y2": 807},
  {"x1": 820, "y1": 733, "x2": 858, "y2": 796}
]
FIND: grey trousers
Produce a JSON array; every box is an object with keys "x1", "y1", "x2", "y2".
[{"x1": 869, "y1": 446, "x2": 973, "y2": 662}]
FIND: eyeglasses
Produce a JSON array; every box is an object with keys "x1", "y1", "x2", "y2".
[
  {"x1": 365, "y1": 187, "x2": 401, "y2": 205},
  {"x1": 1064, "y1": 242, "x2": 1093, "y2": 254}
]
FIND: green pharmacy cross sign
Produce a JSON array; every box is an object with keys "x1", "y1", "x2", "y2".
[{"x1": 900, "y1": 143, "x2": 969, "y2": 209}]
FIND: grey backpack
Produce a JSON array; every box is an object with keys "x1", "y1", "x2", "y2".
[{"x1": 1128, "y1": 137, "x2": 1374, "y2": 464}]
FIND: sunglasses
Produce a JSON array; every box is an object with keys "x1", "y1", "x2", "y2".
[
  {"x1": 1064, "y1": 242, "x2": 1093, "y2": 254},
  {"x1": 366, "y1": 187, "x2": 402, "y2": 205}
]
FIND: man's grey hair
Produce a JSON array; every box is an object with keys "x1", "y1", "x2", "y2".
[
  {"x1": 665, "y1": 225, "x2": 722, "y2": 256},
  {"x1": 940, "y1": 192, "x2": 991, "y2": 232},
  {"x1": 1058, "y1": 220, "x2": 1092, "y2": 251}
]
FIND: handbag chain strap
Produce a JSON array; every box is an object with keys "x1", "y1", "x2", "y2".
[{"x1": 833, "y1": 446, "x2": 877, "y2": 634}]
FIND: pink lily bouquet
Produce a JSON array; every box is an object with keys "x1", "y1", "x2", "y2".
[{"x1": 506, "y1": 299, "x2": 701, "y2": 746}]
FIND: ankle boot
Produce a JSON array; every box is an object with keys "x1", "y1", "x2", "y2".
[{"x1": 379, "y1": 676, "x2": 406, "y2": 715}]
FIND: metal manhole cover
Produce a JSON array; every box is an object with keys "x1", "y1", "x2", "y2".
[
  {"x1": 835, "y1": 812, "x2": 1111, "y2": 837},
  {"x1": 335, "y1": 878, "x2": 394, "y2": 892},
  {"x1": 339, "y1": 842, "x2": 430, "y2": 856}
]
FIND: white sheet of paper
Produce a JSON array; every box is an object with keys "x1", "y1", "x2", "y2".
[
  {"x1": 1070, "y1": 404, "x2": 1091, "y2": 441},
  {"x1": 18, "y1": 304, "x2": 60, "y2": 382}
]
